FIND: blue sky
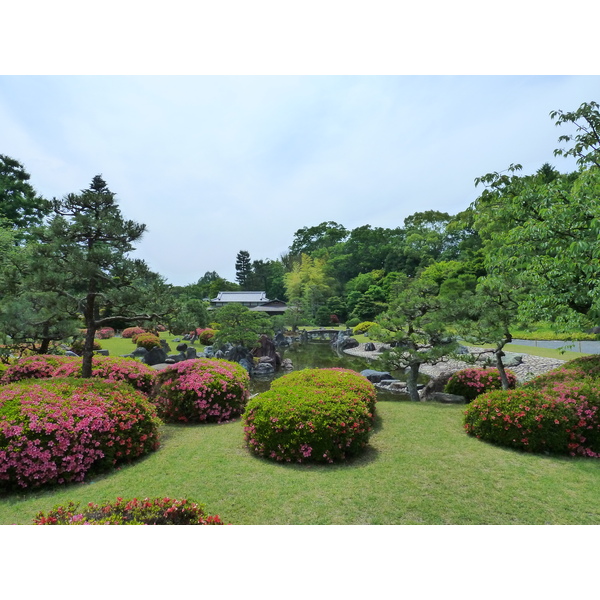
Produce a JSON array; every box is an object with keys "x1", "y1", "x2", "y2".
[{"x1": 1, "y1": 76, "x2": 598, "y2": 286}]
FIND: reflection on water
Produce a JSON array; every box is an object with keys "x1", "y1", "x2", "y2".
[{"x1": 248, "y1": 341, "x2": 426, "y2": 401}]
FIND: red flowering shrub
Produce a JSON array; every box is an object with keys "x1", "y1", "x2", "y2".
[
  {"x1": 154, "y1": 358, "x2": 250, "y2": 423},
  {"x1": 52, "y1": 356, "x2": 157, "y2": 395},
  {"x1": 522, "y1": 367, "x2": 587, "y2": 390},
  {"x1": 244, "y1": 368, "x2": 376, "y2": 464},
  {"x1": 155, "y1": 324, "x2": 167, "y2": 332},
  {"x1": 445, "y1": 367, "x2": 517, "y2": 402},
  {"x1": 0, "y1": 355, "x2": 78, "y2": 385},
  {"x1": 135, "y1": 333, "x2": 161, "y2": 351},
  {"x1": 33, "y1": 497, "x2": 224, "y2": 525},
  {"x1": 122, "y1": 327, "x2": 146, "y2": 339},
  {"x1": 195, "y1": 328, "x2": 217, "y2": 345},
  {"x1": 70, "y1": 339, "x2": 102, "y2": 355},
  {"x1": 95, "y1": 327, "x2": 115, "y2": 340},
  {"x1": 464, "y1": 380, "x2": 600, "y2": 457},
  {"x1": 0, "y1": 378, "x2": 161, "y2": 490}
]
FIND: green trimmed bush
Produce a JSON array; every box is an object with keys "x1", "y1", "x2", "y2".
[
  {"x1": 33, "y1": 497, "x2": 224, "y2": 525},
  {"x1": 243, "y1": 368, "x2": 376, "y2": 463},
  {"x1": 444, "y1": 367, "x2": 517, "y2": 402},
  {"x1": 196, "y1": 328, "x2": 217, "y2": 345},
  {"x1": 0, "y1": 378, "x2": 161, "y2": 490},
  {"x1": 135, "y1": 333, "x2": 161, "y2": 351},
  {"x1": 154, "y1": 358, "x2": 250, "y2": 423},
  {"x1": 352, "y1": 321, "x2": 375, "y2": 335},
  {"x1": 0, "y1": 355, "x2": 78, "y2": 385},
  {"x1": 52, "y1": 356, "x2": 157, "y2": 395},
  {"x1": 558, "y1": 355, "x2": 600, "y2": 379},
  {"x1": 464, "y1": 380, "x2": 600, "y2": 457}
]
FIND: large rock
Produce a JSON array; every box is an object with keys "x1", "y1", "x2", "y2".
[
  {"x1": 364, "y1": 342, "x2": 376, "y2": 351},
  {"x1": 502, "y1": 352, "x2": 523, "y2": 367},
  {"x1": 95, "y1": 349, "x2": 109, "y2": 356},
  {"x1": 185, "y1": 347, "x2": 197, "y2": 360},
  {"x1": 360, "y1": 369, "x2": 393, "y2": 383},
  {"x1": 131, "y1": 347, "x2": 148, "y2": 358},
  {"x1": 144, "y1": 346, "x2": 168, "y2": 366},
  {"x1": 176, "y1": 342, "x2": 188, "y2": 352}
]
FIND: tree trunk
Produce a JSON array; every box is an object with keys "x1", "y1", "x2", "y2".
[
  {"x1": 406, "y1": 362, "x2": 421, "y2": 401},
  {"x1": 82, "y1": 286, "x2": 97, "y2": 378},
  {"x1": 495, "y1": 351, "x2": 511, "y2": 390}
]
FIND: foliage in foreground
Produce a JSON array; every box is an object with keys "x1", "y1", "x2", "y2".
[
  {"x1": 0, "y1": 354, "x2": 77, "y2": 384},
  {"x1": 445, "y1": 367, "x2": 517, "y2": 402},
  {"x1": 154, "y1": 358, "x2": 250, "y2": 423},
  {"x1": 464, "y1": 362, "x2": 600, "y2": 457},
  {"x1": 243, "y1": 368, "x2": 376, "y2": 464},
  {"x1": 33, "y1": 497, "x2": 224, "y2": 525},
  {"x1": 0, "y1": 378, "x2": 161, "y2": 490}
]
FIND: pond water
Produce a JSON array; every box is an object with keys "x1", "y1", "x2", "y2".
[{"x1": 248, "y1": 341, "x2": 426, "y2": 401}]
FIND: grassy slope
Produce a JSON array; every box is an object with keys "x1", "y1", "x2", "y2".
[{"x1": 3, "y1": 401, "x2": 600, "y2": 525}]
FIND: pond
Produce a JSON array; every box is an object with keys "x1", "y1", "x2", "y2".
[{"x1": 248, "y1": 340, "x2": 427, "y2": 401}]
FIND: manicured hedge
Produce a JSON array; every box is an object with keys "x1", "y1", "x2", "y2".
[
  {"x1": 33, "y1": 497, "x2": 224, "y2": 525},
  {"x1": 52, "y1": 356, "x2": 157, "y2": 395},
  {"x1": 135, "y1": 332, "x2": 161, "y2": 351},
  {"x1": 0, "y1": 378, "x2": 161, "y2": 490},
  {"x1": 122, "y1": 327, "x2": 146, "y2": 339},
  {"x1": 243, "y1": 368, "x2": 376, "y2": 464},
  {"x1": 445, "y1": 367, "x2": 517, "y2": 402},
  {"x1": 464, "y1": 376, "x2": 600, "y2": 457},
  {"x1": 154, "y1": 358, "x2": 250, "y2": 423}
]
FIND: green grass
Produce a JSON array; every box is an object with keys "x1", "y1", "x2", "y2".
[
  {"x1": 3, "y1": 400, "x2": 600, "y2": 525},
  {"x1": 97, "y1": 331, "x2": 204, "y2": 357},
  {"x1": 504, "y1": 343, "x2": 588, "y2": 361},
  {"x1": 511, "y1": 322, "x2": 600, "y2": 341}
]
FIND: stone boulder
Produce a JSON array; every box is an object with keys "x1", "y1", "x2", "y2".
[
  {"x1": 364, "y1": 342, "x2": 376, "y2": 351},
  {"x1": 185, "y1": 347, "x2": 197, "y2": 360},
  {"x1": 143, "y1": 346, "x2": 168, "y2": 366},
  {"x1": 360, "y1": 369, "x2": 393, "y2": 383},
  {"x1": 281, "y1": 358, "x2": 293, "y2": 370},
  {"x1": 176, "y1": 342, "x2": 188, "y2": 352},
  {"x1": 131, "y1": 347, "x2": 148, "y2": 358},
  {"x1": 502, "y1": 352, "x2": 523, "y2": 367}
]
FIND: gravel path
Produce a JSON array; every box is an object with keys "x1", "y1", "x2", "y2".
[{"x1": 343, "y1": 343, "x2": 567, "y2": 383}]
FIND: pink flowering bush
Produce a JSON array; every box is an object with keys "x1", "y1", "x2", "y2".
[
  {"x1": 195, "y1": 328, "x2": 217, "y2": 345},
  {"x1": 33, "y1": 497, "x2": 224, "y2": 525},
  {"x1": 0, "y1": 378, "x2": 161, "y2": 490},
  {"x1": 122, "y1": 327, "x2": 146, "y2": 339},
  {"x1": 464, "y1": 377, "x2": 600, "y2": 457},
  {"x1": 154, "y1": 358, "x2": 250, "y2": 423},
  {"x1": 244, "y1": 368, "x2": 376, "y2": 464},
  {"x1": 52, "y1": 356, "x2": 157, "y2": 395},
  {"x1": 0, "y1": 355, "x2": 78, "y2": 385},
  {"x1": 135, "y1": 333, "x2": 161, "y2": 351},
  {"x1": 95, "y1": 327, "x2": 115, "y2": 340},
  {"x1": 445, "y1": 367, "x2": 517, "y2": 402}
]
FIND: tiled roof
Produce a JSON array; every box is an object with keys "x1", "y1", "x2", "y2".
[{"x1": 212, "y1": 291, "x2": 269, "y2": 303}]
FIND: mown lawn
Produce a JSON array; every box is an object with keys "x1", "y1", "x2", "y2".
[{"x1": 3, "y1": 400, "x2": 600, "y2": 525}]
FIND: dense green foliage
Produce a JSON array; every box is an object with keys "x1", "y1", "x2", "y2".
[{"x1": 244, "y1": 368, "x2": 376, "y2": 463}]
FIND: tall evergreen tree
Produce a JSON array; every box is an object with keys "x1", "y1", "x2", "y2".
[{"x1": 235, "y1": 250, "x2": 252, "y2": 288}]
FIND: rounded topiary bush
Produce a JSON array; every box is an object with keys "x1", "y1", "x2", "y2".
[
  {"x1": 0, "y1": 355, "x2": 78, "y2": 385},
  {"x1": 52, "y1": 356, "x2": 157, "y2": 395},
  {"x1": 244, "y1": 368, "x2": 376, "y2": 464},
  {"x1": 135, "y1": 332, "x2": 161, "y2": 351},
  {"x1": 464, "y1": 381, "x2": 600, "y2": 457},
  {"x1": 352, "y1": 321, "x2": 376, "y2": 335},
  {"x1": 122, "y1": 327, "x2": 146, "y2": 339},
  {"x1": 444, "y1": 367, "x2": 517, "y2": 402},
  {"x1": 196, "y1": 328, "x2": 217, "y2": 345},
  {"x1": 154, "y1": 358, "x2": 250, "y2": 423},
  {"x1": 33, "y1": 497, "x2": 224, "y2": 525},
  {"x1": 95, "y1": 327, "x2": 115, "y2": 340},
  {"x1": 522, "y1": 367, "x2": 587, "y2": 390},
  {"x1": 0, "y1": 378, "x2": 161, "y2": 490},
  {"x1": 558, "y1": 355, "x2": 600, "y2": 379}
]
